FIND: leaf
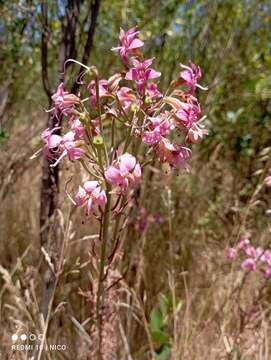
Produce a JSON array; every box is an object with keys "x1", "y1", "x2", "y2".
[
  {"x1": 151, "y1": 330, "x2": 169, "y2": 346},
  {"x1": 159, "y1": 293, "x2": 169, "y2": 318},
  {"x1": 0, "y1": 131, "x2": 8, "y2": 141},
  {"x1": 150, "y1": 309, "x2": 163, "y2": 332},
  {"x1": 231, "y1": 346, "x2": 241, "y2": 360},
  {"x1": 156, "y1": 345, "x2": 171, "y2": 360}
]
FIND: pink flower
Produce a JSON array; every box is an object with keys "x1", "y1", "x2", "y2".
[
  {"x1": 146, "y1": 83, "x2": 162, "y2": 100},
  {"x1": 142, "y1": 115, "x2": 170, "y2": 146},
  {"x1": 64, "y1": 141, "x2": 85, "y2": 162},
  {"x1": 265, "y1": 175, "x2": 271, "y2": 188},
  {"x1": 132, "y1": 207, "x2": 149, "y2": 232},
  {"x1": 255, "y1": 247, "x2": 264, "y2": 259},
  {"x1": 175, "y1": 101, "x2": 201, "y2": 128},
  {"x1": 157, "y1": 138, "x2": 191, "y2": 169},
  {"x1": 107, "y1": 73, "x2": 123, "y2": 92},
  {"x1": 263, "y1": 266, "x2": 271, "y2": 279},
  {"x1": 41, "y1": 127, "x2": 62, "y2": 160},
  {"x1": 237, "y1": 238, "x2": 250, "y2": 250},
  {"x1": 104, "y1": 166, "x2": 124, "y2": 186},
  {"x1": 105, "y1": 153, "x2": 141, "y2": 190},
  {"x1": 260, "y1": 250, "x2": 271, "y2": 265},
  {"x1": 186, "y1": 123, "x2": 208, "y2": 143},
  {"x1": 244, "y1": 245, "x2": 259, "y2": 258},
  {"x1": 117, "y1": 87, "x2": 135, "y2": 113},
  {"x1": 132, "y1": 207, "x2": 162, "y2": 233},
  {"x1": 142, "y1": 130, "x2": 162, "y2": 146},
  {"x1": 112, "y1": 27, "x2": 144, "y2": 65},
  {"x1": 241, "y1": 258, "x2": 256, "y2": 272},
  {"x1": 179, "y1": 62, "x2": 207, "y2": 93},
  {"x1": 42, "y1": 130, "x2": 84, "y2": 166},
  {"x1": 87, "y1": 79, "x2": 109, "y2": 107},
  {"x1": 74, "y1": 181, "x2": 106, "y2": 216},
  {"x1": 69, "y1": 117, "x2": 85, "y2": 140},
  {"x1": 227, "y1": 247, "x2": 236, "y2": 260},
  {"x1": 51, "y1": 83, "x2": 80, "y2": 115},
  {"x1": 164, "y1": 95, "x2": 201, "y2": 129},
  {"x1": 153, "y1": 213, "x2": 162, "y2": 226},
  {"x1": 125, "y1": 58, "x2": 161, "y2": 92}
]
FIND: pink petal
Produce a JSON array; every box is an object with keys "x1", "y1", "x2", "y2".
[
  {"x1": 47, "y1": 134, "x2": 62, "y2": 148},
  {"x1": 131, "y1": 58, "x2": 141, "y2": 68},
  {"x1": 129, "y1": 38, "x2": 144, "y2": 49},
  {"x1": 180, "y1": 69, "x2": 193, "y2": 83},
  {"x1": 147, "y1": 68, "x2": 161, "y2": 79},
  {"x1": 143, "y1": 58, "x2": 154, "y2": 68},
  {"x1": 133, "y1": 163, "x2": 141, "y2": 181},
  {"x1": 119, "y1": 153, "x2": 136, "y2": 173},
  {"x1": 86, "y1": 198, "x2": 93, "y2": 216},
  {"x1": 105, "y1": 166, "x2": 123, "y2": 185},
  {"x1": 142, "y1": 130, "x2": 161, "y2": 145},
  {"x1": 125, "y1": 69, "x2": 136, "y2": 81},
  {"x1": 84, "y1": 181, "x2": 99, "y2": 193},
  {"x1": 66, "y1": 146, "x2": 84, "y2": 161},
  {"x1": 227, "y1": 247, "x2": 236, "y2": 260},
  {"x1": 241, "y1": 258, "x2": 256, "y2": 272},
  {"x1": 63, "y1": 131, "x2": 75, "y2": 142},
  {"x1": 74, "y1": 186, "x2": 87, "y2": 206},
  {"x1": 96, "y1": 190, "x2": 107, "y2": 207}
]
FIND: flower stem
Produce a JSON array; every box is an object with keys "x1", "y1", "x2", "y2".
[
  {"x1": 96, "y1": 185, "x2": 112, "y2": 358},
  {"x1": 95, "y1": 76, "x2": 109, "y2": 166}
]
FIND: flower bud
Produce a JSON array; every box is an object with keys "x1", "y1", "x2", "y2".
[
  {"x1": 93, "y1": 135, "x2": 103, "y2": 147},
  {"x1": 79, "y1": 113, "x2": 87, "y2": 124},
  {"x1": 87, "y1": 66, "x2": 99, "y2": 79},
  {"x1": 130, "y1": 103, "x2": 139, "y2": 112}
]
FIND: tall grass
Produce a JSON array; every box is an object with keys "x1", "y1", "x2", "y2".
[{"x1": 0, "y1": 115, "x2": 271, "y2": 359}]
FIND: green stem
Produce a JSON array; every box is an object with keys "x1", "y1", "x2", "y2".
[
  {"x1": 95, "y1": 76, "x2": 109, "y2": 166},
  {"x1": 111, "y1": 195, "x2": 126, "y2": 250},
  {"x1": 111, "y1": 118, "x2": 115, "y2": 154},
  {"x1": 85, "y1": 122, "x2": 97, "y2": 156},
  {"x1": 123, "y1": 128, "x2": 133, "y2": 153},
  {"x1": 96, "y1": 186, "x2": 112, "y2": 357},
  {"x1": 79, "y1": 159, "x2": 102, "y2": 181},
  {"x1": 97, "y1": 146, "x2": 104, "y2": 172}
]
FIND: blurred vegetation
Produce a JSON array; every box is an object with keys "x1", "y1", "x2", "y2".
[
  {"x1": 0, "y1": 0, "x2": 271, "y2": 359},
  {"x1": 1, "y1": 0, "x2": 270, "y2": 167}
]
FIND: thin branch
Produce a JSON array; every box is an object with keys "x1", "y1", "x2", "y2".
[
  {"x1": 71, "y1": 0, "x2": 101, "y2": 94},
  {"x1": 41, "y1": 0, "x2": 52, "y2": 100}
]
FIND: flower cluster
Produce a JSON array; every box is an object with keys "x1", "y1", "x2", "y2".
[
  {"x1": 227, "y1": 234, "x2": 271, "y2": 279},
  {"x1": 105, "y1": 153, "x2": 141, "y2": 191},
  {"x1": 37, "y1": 27, "x2": 208, "y2": 216}
]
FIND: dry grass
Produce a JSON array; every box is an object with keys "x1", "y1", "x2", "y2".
[{"x1": 0, "y1": 116, "x2": 271, "y2": 360}]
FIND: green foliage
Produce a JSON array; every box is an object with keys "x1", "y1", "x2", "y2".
[
  {"x1": 229, "y1": 346, "x2": 255, "y2": 360},
  {"x1": 149, "y1": 293, "x2": 171, "y2": 357},
  {"x1": 149, "y1": 292, "x2": 183, "y2": 358},
  {"x1": 0, "y1": 130, "x2": 8, "y2": 145},
  {"x1": 1, "y1": 0, "x2": 270, "y2": 158},
  {"x1": 156, "y1": 346, "x2": 171, "y2": 360},
  {"x1": 150, "y1": 308, "x2": 163, "y2": 332}
]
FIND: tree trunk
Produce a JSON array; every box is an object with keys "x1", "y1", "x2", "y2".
[{"x1": 39, "y1": 0, "x2": 101, "y2": 320}]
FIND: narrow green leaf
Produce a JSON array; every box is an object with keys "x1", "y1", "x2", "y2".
[
  {"x1": 150, "y1": 308, "x2": 163, "y2": 332},
  {"x1": 151, "y1": 329, "x2": 169, "y2": 346},
  {"x1": 159, "y1": 293, "x2": 169, "y2": 318}
]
